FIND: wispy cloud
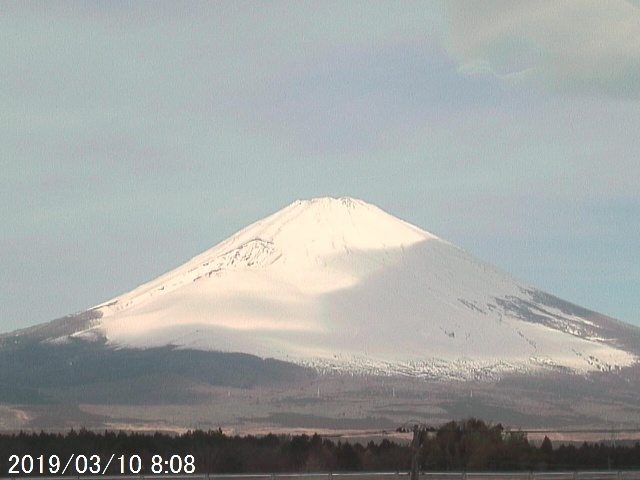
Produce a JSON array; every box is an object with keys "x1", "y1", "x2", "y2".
[{"x1": 445, "y1": 0, "x2": 640, "y2": 97}]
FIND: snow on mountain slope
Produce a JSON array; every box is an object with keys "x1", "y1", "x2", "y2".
[
  {"x1": 56, "y1": 197, "x2": 636, "y2": 379},
  {"x1": 94, "y1": 197, "x2": 431, "y2": 316}
]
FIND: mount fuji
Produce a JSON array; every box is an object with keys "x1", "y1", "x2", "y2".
[{"x1": 12, "y1": 196, "x2": 638, "y2": 382}]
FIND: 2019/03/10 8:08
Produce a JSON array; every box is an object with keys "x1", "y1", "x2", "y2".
[{"x1": 7, "y1": 453, "x2": 196, "y2": 475}]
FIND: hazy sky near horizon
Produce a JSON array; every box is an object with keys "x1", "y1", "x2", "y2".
[{"x1": 2, "y1": 1, "x2": 639, "y2": 331}]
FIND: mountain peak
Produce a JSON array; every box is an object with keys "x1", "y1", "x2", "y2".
[
  {"x1": 255, "y1": 196, "x2": 435, "y2": 252},
  {"x1": 291, "y1": 196, "x2": 366, "y2": 210}
]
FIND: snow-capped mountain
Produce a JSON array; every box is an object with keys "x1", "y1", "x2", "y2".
[{"x1": 20, "y1": 197, "x2": 639, "y2": 380}]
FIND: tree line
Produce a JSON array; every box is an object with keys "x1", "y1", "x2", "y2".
[{"x1": 1, "y1": 419, "x2": 640, "y2": 474}]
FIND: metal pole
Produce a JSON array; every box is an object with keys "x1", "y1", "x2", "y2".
[{"x1": 410, "y1": 425, "x2": 421, "y2": 480}]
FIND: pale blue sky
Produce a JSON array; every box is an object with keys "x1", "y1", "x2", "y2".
[{"x1": 1, "y1": 1, "x2": 639, "y2": 331}]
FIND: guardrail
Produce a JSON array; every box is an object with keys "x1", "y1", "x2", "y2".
[{"x1": 4, "y1": 472, "x2": 640, "y2": 480}]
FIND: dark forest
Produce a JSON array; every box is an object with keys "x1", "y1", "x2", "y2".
[{"x1": 2, "y1": 419, "x2": 640, "y2": 475}]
